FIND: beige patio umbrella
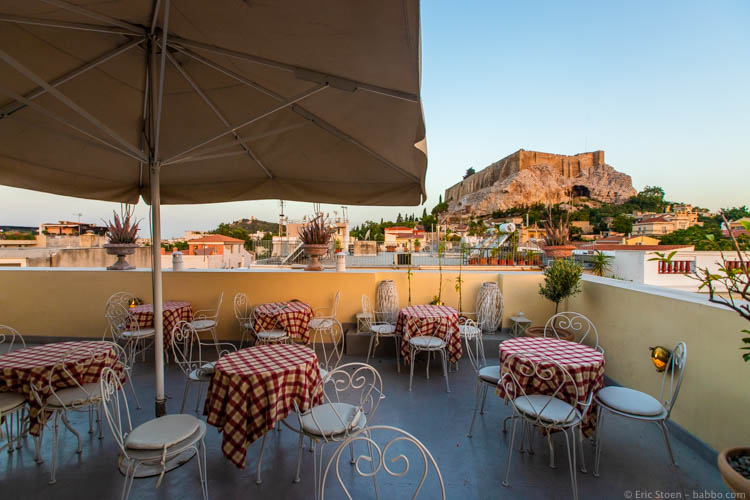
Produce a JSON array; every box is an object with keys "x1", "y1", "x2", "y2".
[{"x1": 0, "y1": 0, "x2": 427, "y2": 416}]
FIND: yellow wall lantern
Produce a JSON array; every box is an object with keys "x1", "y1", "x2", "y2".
[{"x1": 649, "y1": 346, "x2": 671, "y2": 372}]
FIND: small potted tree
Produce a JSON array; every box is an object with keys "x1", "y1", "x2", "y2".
[
  {"x1": 489, "y1": 247, "x2": 500, "y2": 266},
  {"x1": 538, "y1": 258, "x2": 582, "y2": 314},
  {"x1": 299, "y1": 214, "x2": 332, "y2": 271},
  {"x1": 103, "y1": 205, "x2": 140, "y2": 270},
  {"x1": 414, "y1": 239, "x2": 421, "y2": 253},
  {"x1": 478, "y1": 250, "x2": 488, "y2": 266},
  {"x1": 430, "y1": 242, "x2": 446, "y2": 305},
  {"x1": 542, "y1": 206, "x2": 575, "y2": 259}
]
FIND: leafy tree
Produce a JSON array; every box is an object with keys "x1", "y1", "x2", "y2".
[
  {"x1": 396, "y1": 213, "x2": 403, "y2": 223},
  {"x1": 721, "y1": 206, "x2": 750, "y2": 222},
  {"x1": 538, "y1": 258, "x2": 583, "y2": 313},
  {"x1": 463, "y1": 167, "x2": 476, "y2": 179},
  {"x1": 611, "y1": 214, "x2": 633, "y2": 234}
]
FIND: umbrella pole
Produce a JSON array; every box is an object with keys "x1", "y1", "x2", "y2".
[{"x1": 150, "y1": 161, "x2": 166, "y2": 417}]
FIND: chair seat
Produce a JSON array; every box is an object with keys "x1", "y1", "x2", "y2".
[
  {"x1": 48, "y1": 383, "x2": 101, "y2": 408},
  {"x1": 121, "y1": 327, "x2": 155, "y2": 339},
  {"x1": 0, "y1": 391, "x2": 25, "y2": 413},
  {"x1": 371, "y1": 324, "x2": 396, "y2": 335},
  {"x1": 309, "y1": 318, "x2": 334, "y2": 330},
  {"x1": 190, "y1": 319, "x2": 217, "y2": 331},
  {"x1": 242, "y1": 321, "x2": 254, "y2": 331},
  {"x1": 189, "y1": 362, "x2": 216, "y2": 381},
  {"x1": 300, "y1": 402, "x2": 366, "y2": 438},
  {"x1": 257, "y1": 330, "x2": 287, "y2": 340},
  {"x1": 408, "y1": 336, "x2": 446, "y2": 349},
  {"x1": 459, "y1": 324, "x2": 481, "y2": 338},
  {"x1": 478, "y1": 365, "x2": 500, "y2": 384},
  {"x1": 125, "y1": 414, "x2": 203, "y2": 452},
  {"x1": 596, "y1": 386, "x2": 665, "y2": 417},
  {"x1": 513, "y1": 394, "x2": 579, "y2": 424}
]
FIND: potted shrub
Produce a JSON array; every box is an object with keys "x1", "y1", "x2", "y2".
[
  {"x1": 652, "y1": 216, "x2": 750, "y2": 495},
  {"x1": 526, "y1": 250, "x2": 537, "y2": 266},
  {"x1": 542, "y1": 206, "x2": 575, "y2": 259},
  {"x1": 590, "y1": 250, "x2": 613, "y2": 277},
  {"x1": 489, "y1": 247, "x2": 500, "y2": 266},
  {"x1": 299, "y1": 214, "x2": 332, "y2": 271},
  {"x1": 538, "y1": 258, "x2": 582, "y2": 313},
  {"x1": 478, "y1": 251, "x2": 487, "y2": 265},
  {"x1": 414, "y1": 239, "x2": 421, "y2": 253},
  {"x1": 103, "y1": 205, "x2": 140, "y2": 270}
]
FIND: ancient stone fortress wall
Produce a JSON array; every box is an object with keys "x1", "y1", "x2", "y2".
[{"x1": 445, "y1": 149, "x2": 605, "y2": 202}]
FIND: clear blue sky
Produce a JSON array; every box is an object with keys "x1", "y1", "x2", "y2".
[{"x1": 1, "y1": 0, "x2": 748, "y2": 237}]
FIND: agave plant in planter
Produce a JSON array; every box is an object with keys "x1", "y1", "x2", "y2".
[
  {"x1": 299, "y1": 214, "x2": 333, "y2": 271},
  {"x1": 542, "y1": 206, "x2": 575, "y2": 259},
  {"x1": 103, "y1": 205, "x2": 140, "y2": 270}
]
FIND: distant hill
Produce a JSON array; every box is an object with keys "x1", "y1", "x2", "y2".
[{"x1": 230, "y1": 218, "x2": 278, "y2": 234}]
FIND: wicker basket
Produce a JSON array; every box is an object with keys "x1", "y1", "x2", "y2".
[{"x1": 524, "y1": 326, "x2": 575, "y2": 342}]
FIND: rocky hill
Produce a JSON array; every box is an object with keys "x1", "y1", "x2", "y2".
[{"x1": 445, "y1": 149, "x2": 636, "y2": 216}]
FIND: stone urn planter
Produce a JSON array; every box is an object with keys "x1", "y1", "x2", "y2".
[
  {"x1": 542, "y1": 245, "x2": 576, "y2": 259},
  {"x1": 303, "y1": 243, "x2": 329, "y2": 271},
  {"x1": 104, "y1": 243, "x2": 137, "y2": 270},
  {"x1": 718, "y1": 447, "x2": 750, "y2": 496}
]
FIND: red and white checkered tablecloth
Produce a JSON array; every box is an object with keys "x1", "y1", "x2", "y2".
[
  {"x1": 395, "y1": 305, "x2": 462, "y2": 364},
  {"x1": 204, "y1": 343, "x2": 322, "y2": 468},
  {"x1": 496, "y1": 336, "x2": 605, "y2": 434},
  {"x1": 0, "y1": 341, "x2": 123, "y2": 435},
  {"x1": 129, "y1": 301, "x2": 193, "y2": 348},
  {"x1": 254, "y1": 301, "x2": 314, "y2": 344}
]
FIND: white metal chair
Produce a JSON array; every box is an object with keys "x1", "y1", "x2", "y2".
[
  {"x1": 407, "y1": 316, "x2": 451, "y2": 393},
  {"x1": 292, "y1": 362, "x2": 383, "y2": 499},
  {"x1": 189, "y1": 291, "x2": 224, "y2": 348},
  {"x1": 500, "y1": 351, "x2": 592, "y2": 500},
  {"x1": 99, "y1": 367, "x2": 208, "y2": 500},
  {"x1": 30, "y1": 346, "x2": 110, "y2": 484},
  {"x1": 254, "y1": 303, "x2": 291, "y2": 345},
  {"x1": 593, "y1": 341, "x2": 687, "y2": 476},
  {"x1": 362, "y1": 295, "x2": 402, "y2": 372},
  {"x1": 309, "y1": 291, "x2": 341, "y2": 363},
  {"x1": 467, "y1": 363, "x2": 501, "y2": 437},
  {"x1": 105, "y1": 300, "x2": 155, "y2": 363},
  {"x1": 310, "y1": 318, "x2": 344, "y2": 381},
  {"x1": 320, "y1": 425, "x2": 446, "y2": 500},
  {"x1": 544, "y1": 312, "x2": 603, "y2": 354},
  {"x1": 457, "y1": 315, "x2": 486, "y2": 371},
  {"x1": 0, "y1": 325, "x2": 27, "y2": 454},
  {"x1": 171, "y1": 320, "x2": 236, "y2": 413},
  {"x1": 233, "y1": 292, "x2": 255, "y2": 348}
]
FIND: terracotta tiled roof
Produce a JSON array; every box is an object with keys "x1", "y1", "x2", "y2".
[
  {"x1": 636, "y1": 215, "x2": 672, "y2": 224},
  {"x1": 384, "y1": 226, "x2": 413, "y2": 231},
  {"x1": 188, "y1": 234, "x2": 244, "y2": 244}
]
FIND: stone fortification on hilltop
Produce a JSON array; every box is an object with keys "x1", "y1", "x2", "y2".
[{"x1": 444, "y1": 149, "x2": 636, "y2": 216}]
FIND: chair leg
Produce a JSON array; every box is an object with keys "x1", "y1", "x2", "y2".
[
  {"x1": 563, "y1": 427, "x2": 579, "y2": 500},
  {"x1": 256, "y1": 433, "x2": 267, "y2": 484},
  {"x1": 408, "y1": 347, "x2": 416, "y2": 391},
  {"x1": 440, "y1": 349, "x2": 450, "y2": 393},
  {"x1": 502, "y1": 415, "x2": 519, "y2": 487},
  {"x1": 198, "y1": 439, "x2": 208, "y2": 500},
  {"x1": 394, "y1": 336, "x2": 401, "y2": 373},
  {"x1": 578, "y1": 427, "x2": 587, "y2": 473},
  {"x1": 593, "y1": 406, "x2": 605, "y2": 477},
  {"x1": 194, "y1": 383, "x2": 205, "y2": 414},
  {"x1": 126, "y1": 370, "x2": 141, "y2": 410},
  {"x1": 61, "y1": 410, "x2": 82, "y2": 453},
  {"x1": 180, "y1": 381, "x2": 191, "y2": 413},
  {"x1": 97, "y1": 403, "x2": 104, "y2": 439},
  {"x1": 294, "y1": 432, "x2": 305, "y2": 483},
  {"x1": 480, "y1": 384, "x2": 489, "y2": 415},
  {"x1": 88, "y1": 405, "x2": 94, "y2": 434},
  {"x1": 547, "y1": 430, "x2": 556, "y2": 468},
  {"x1": 364, "y1": 429, "x2": 380, "y2": 498},
  {"x1": 425, "y1": 351, "x2": 431, "y2": 380},
  {"x1": 121, "y1": 459, "x2": 137, "y2": 500},
  {"x1": 468, "y1": 377, "x2": 482, "y2": 437},
  {"x1": 34, "y1": 431, "x2": 44, "y2": 464},
  {"x1": 658, "y1": 420, "x2": 677, "y2": 466},
  {"x1": 49, "y1": 412, "x2": 60, "y2": 484},
  {"x1": 365, "y1": 334, "x2": 375, "y2": 365}
]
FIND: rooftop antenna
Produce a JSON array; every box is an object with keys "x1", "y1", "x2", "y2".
[{"x1": 279, "y1": 200, "x2": 285, "y2": 237}]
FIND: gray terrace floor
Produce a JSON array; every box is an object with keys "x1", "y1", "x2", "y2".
[{"x1": 1, "y1": 343, "x2": 728, "y2": 500}]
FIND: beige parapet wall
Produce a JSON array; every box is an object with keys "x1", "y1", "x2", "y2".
[{"x1": 0, "y1": 268, "x2": 746, "y2": 452}]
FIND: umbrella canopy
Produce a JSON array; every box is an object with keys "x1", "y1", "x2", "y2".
[
  {"x1": 0, "y1": 0, "x2": 427, "y2": 416},
  {"x1": 0, "y1": 0, "x2": 426, "y2": 205}
]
